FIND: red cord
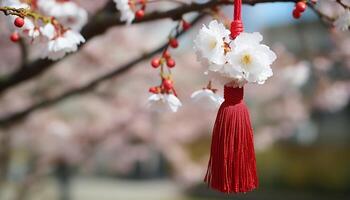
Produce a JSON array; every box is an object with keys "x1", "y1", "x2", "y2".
[
  {"x1": 234, "y1": 0, "x2": 242, "y2": 21},
  {"x1": 230, "y1": 0, "x2": 244, "y2": 39}
]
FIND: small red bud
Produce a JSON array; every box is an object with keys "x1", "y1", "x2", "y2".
[
  {"x1": 182, "y1": 20, "x2": 191, "y2": 31},
  {"x1": 296, "y1": 1, "x2": 307, "y2": 13},
  {"x1": 138, "y1": 0, "x2": 146, "y2": 4},
  {"x1": 135, "y1": 10, "x2": 145, "y2": 20},
  {"x1": 292, "y1": 9, "x2": 301, "y2": 19},
  {"x1": 163, "y1": 80, "x2": 173, "y2": 91},
  {"x1": 10, "y1": 32, "x2": 20, "y2": 42},
  {"x1": 169, "y1": 38, "x2": 179, "y2": 48},
  {"x1": 151, "y1": 58, "x2": 160, "y2": 68},
  {"x1": 149, "y1": 87, "x2": 159, "y2": 94},
  {"x1": 163, "y1": 50, "x2": 171, "y2": 59},
  {"x1": 14, "y1": 17, "x2": 25, "y2": 28},
  {"x1": 166, "y1": 58, "x2": 176, "y2": 68}
]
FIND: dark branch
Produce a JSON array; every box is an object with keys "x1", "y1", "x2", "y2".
[
  {"x1": 0, "y1": 0, "x2": 296, "y2": 95},
  {"x1": 0, "y1": 15, "x2": 204, "y2": 127}
]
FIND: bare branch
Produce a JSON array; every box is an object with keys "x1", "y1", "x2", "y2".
[
  {"x1": 336, "y1": 0, "x2": 350, "y2": 9},
  {"x1": 307, "y1": 2, "x2": 334, "y2": 25}
]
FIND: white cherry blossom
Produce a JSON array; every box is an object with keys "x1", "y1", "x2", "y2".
[
  {"x1": 194, "y1": 20, "x2": 276, "y2": 85},
  {"x1": 194, "y1": 20, "x2": 230, "y2": 65},
  {"x1": 226, "y1": 32, "x2": 276, "y2": 84},
  {"x1": 114, "y1": 0, "x2": 135, "y2": 25},
  {"x1": 14, "y1": 18, "x2": 53, "y2": 42},
  {"x1": 1, "y1": 0, "x2": 29, "y2": 9},
  {"x1": 42, "y1": 30, "x2": 85, "y2": 60},
  {"x1": 191, "y1": 89, "x2": 224, "y2": 108},
  {"x1": 148, "y1": 93, "x2": 182, "y2": 113},
  {"x1": 40, "y1": 23, "x2": 56, "y2": 39},
  {"x1": 37, "y1": 0, "x2": 88, "y2": 31},
  {"x1": 19, "y1": 18, "x2": 40, "y2": 40},
  {"x1": 2, "y1": 0, "x2": 86, "y2": 60}
]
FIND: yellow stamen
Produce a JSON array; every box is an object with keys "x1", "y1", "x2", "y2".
[
  {"x1": 241, "y1": 54, "x2": 252, "y2": 66},
  {"x1": 209, "y1": 40, "x2": 217, "y2": 49}
]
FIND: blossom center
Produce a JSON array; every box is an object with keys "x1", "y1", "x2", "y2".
[
  {"x1": 241, "y1": 54, "x2": 252, "y2": 66},
  {"x1": 209, "y1": 39, "x2": 217, "y2": 50}
]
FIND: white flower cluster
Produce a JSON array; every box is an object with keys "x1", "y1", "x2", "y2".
[
  {"x1": 1, "y1": 0, "x2": 87, "y2": 60},
  {"x1": 194, "y1": 20, "x2": 277, "y2": 85},
  {"x1": 39, "y1": 27, "x2": 86, "y2": 60},
  {"x1": 148, "y1": 20, "x2": 277, "y2": 113},
  {"x1": 147, "y1": 88, "x2": 226, "y2": 113},
  {"x1": 147, "y1": 87, "x2": 225, "y2": 112},
  {"x1": 113, "y1": 0, "x2": 135, "y2": 25}
]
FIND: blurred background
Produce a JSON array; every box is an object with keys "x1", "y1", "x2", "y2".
[{"x1": 0, "y1": 0, "x2": 349, "y2": 200}]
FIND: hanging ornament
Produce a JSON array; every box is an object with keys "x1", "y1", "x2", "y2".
[
  {"x1": 193, "y1": 0, "x2": 277, "y2": 193},
  {"x1": 147, "y1": 49, "x2": 182, "y2": 113},
  {"x1": 147, "y1": 20, "x2": 190, "y2": 113}
]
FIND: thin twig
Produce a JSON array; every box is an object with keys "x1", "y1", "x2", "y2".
[
  {"x1": 147, "y1": 0, "x2": 188, "y2": 6},
  {"x1": 336, "y1": 0, "x2": 350, "y2": 9}
]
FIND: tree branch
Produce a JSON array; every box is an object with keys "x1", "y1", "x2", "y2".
[
  {"x1": 307, "y1": 2, "x2": 334, "y2": 25},
  {"x1": 0, "y1": 0, "x2": 296, "y2": 95},
  {"x1": 0, "y1": 15, "x2": 205, "y2": 127}
]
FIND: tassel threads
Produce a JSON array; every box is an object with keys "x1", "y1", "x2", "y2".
[
  {"x1": 204, "y1": 0, "x2": 258, "y2": 194},
  {"x1": 205, "y1": 86, "x2": 258, "y2": 193}
]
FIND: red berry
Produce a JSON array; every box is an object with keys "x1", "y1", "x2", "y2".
[
  {"x1": 10, "y1": 32, "x2": 20, "y2": 42},
  {"x1": 151, "y1": 58, "x2": 160, "y2": 68},
  {"x1": 135, "y1": 10, "x2": 145, "y2": 20},
  {"x1": 166, "y1": 59, "x2": 176, "y2": 68},
  {"x1": 163, "y1": 80, "x2": 173, "y2": 91},
  {"x1": 296, "y1": 1, "x2": 307, "y2": 13},
  {"x1": 14, "y1": 17, "x2": 25, "y2": 28},
  {"x1": 149, "y1": 87, "x2": 158, "y2": 94},
  {"x1": 182, "y1": 20, "x2": 191, "y2": 31},
  {"x1": 138, "y1": 0, "x2": 146, "y2": 4},
  {"x1": 293, "y1": 9, "x2": 301, "y2": 19},
  {"x1": 169, "y1": 38, "x2": 178, "y2": 48},
  {"x1": 163, "y1": 50, "x2": 171, "y2": 59}
]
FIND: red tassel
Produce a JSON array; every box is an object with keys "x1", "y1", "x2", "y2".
[{"x1": 205, "y1": 86, "x2": 258, "y2": 193}]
